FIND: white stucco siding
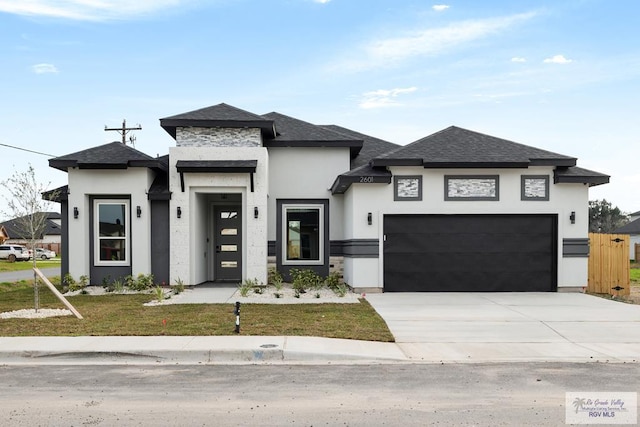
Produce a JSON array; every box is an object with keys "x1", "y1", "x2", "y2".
[
  {"x1": 343, "y1": 166, "x2": 591, "y2": 289},
  {"x1": 169, "y1": 146, "x2": 269, "y2": 286},
  {"x1": 267, "y1": 147, "x2": 350, "y2": 241},
  {"x1": 66, "y1": 168, "x2": 154, "y2": 280}
]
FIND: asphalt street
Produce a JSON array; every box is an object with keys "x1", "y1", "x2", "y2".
[
  {"x1": 0, "y1": 266, "x2": 60, "y2": 283},
  {"x1": 1, "y1": 363, "x2": 638, "y2": 426}
]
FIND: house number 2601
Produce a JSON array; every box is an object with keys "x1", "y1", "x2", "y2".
[{"x1": 359, "y1": 176, "x2": 374, "y2": 183}]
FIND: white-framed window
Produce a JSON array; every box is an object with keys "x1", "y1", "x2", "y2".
[
  {"x1": 281, "y1": 204, "x2": 324, "y2": 266},
  {"x1": 94, "y1": 199, "x2": 129, "y2": 266}
]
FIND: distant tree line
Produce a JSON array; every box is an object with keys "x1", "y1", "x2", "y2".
[{"x1": 588, "y1": 199, "x2": 629, "y2": 233}]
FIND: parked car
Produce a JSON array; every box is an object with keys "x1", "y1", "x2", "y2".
[
  {"x1": 0, "y1": 245, "x2": 31, "y2": 262},
  {"x1": 34, "y1": 248, "x2": 56, "y2": 260}
]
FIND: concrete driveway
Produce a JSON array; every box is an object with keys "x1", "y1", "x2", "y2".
[{"x1": 366, "y1": 292, "x2": 640, "y2": 362}]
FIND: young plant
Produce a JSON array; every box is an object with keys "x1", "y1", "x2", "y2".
[
  {"x1": 153, "y1": 286, "x2": 165, "y2": 302},
  {"x1": 112, "y1": 279, "x2": 125, "y2": 293},
  {"x1": 173, "y1": 277, "x2": 185, "y2": 294},
  {"x1": 268, "y1": 268, "x2": 284, "y2": 291},
  {"x1": 238, "y1": 280, "x2": 252, "y2": 297}
]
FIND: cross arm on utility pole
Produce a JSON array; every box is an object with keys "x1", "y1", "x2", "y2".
[{"x1": 105, "y1": 119, "x2": 142, "y2": 146}]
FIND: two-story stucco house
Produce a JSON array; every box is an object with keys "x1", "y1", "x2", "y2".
[{"x1": 46, "y1": 103, "x2": 609, "y2": 293}]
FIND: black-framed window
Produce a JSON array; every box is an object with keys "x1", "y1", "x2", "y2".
[
  {"x1": 282, "y1": 203, "x2": 324, "y2": 265},
  {"x1": 394, "y1": 176, "x2": 423, "y2": 201},
  {"x1": 521, "y1": 175, "x2": 550, "y2": 201},
  {"x1": 445, "y1": 175, "x2": 499, "y2": 201},
  {"x1": 94, "y1": 199, "x2": 129, "y2": 266}
]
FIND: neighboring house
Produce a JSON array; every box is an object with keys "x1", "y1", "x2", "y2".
[
  {"x1": 612, "y1": 216, "x2": 640, "y2": 261},
  {"x1": 45, "y1": 103, "x2": 609, "y2": 292},
  {"x1": 0, "y1": 212, "x2": 62, "y2": 254}
]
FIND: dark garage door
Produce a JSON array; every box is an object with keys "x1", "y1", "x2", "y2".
[{"x1": 383, "y1": 214, "x2": 557, "y2": 292}]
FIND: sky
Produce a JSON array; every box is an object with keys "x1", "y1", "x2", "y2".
[{"x1": 1, "y1": 0, "x2": 639, "y2": 218}]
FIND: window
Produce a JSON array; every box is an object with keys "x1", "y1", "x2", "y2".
[
  {"x1": 94, "y1": 199, "x2": 129, "y2": 266},
  {"x1": 282, "y1": 204, "x2": 324, "y2": 265},
  {"x1": 445, "y1": 175, "x2": 500, "y2": 201},
  {"x1": 394, "y1": 176, "x2": 423, "y2": 201},
  {"x1": 521, "y1": 175, "x2": 549, "y2": 201}
]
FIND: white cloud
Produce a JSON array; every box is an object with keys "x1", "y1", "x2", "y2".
[
  {"x1": 543, "y1": 54, "x2": 573, "y2": 64},
  {"x1": 31, "y1": 63, "x2": 58, "y2": 74},
  {"x1": 0, "y1": 0, "x2": 193, "y2": 21},
  {"x1": 432, "y1": 5, "x2": 450, "y2": 12},
  {"x1": 358, "y1": 87, "x2": 418, "y2": 109},
  {"x1": 511, "y1": 57, "x2": 526, "y2": 63},
  {"x1": 339, "y1": 12, "x2": 537, "y2": 72}
]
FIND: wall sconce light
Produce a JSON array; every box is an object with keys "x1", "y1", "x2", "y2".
[
  {"x1": 570, "y1": 211, "x2": 576, "y2": 224},
  {"x1": 136, "y1": 206, "x2": 142, "y2": 218},
  {"x1": 367, "y1": 212, "x2": 372, "y2": 225},
  {"x1": 73, "y1": 207, "x2": 79, "y2": 219},
  {"x1": 254, "y1": 206, "x2": 259, "y2": 219},
  {"x1": 177, "y1": 206, "x2": 182, "y2": 219}
]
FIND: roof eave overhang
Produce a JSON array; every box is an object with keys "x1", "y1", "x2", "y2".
[
  {"x1": 554, "y1": 175, "x2": 610, "y2": 187},
  {"x1": 530, "y1": 158, "x2": 577, "y2": 167},
  {"x1": 330, "y1": 172, "x2": 392, "y2": 195}
]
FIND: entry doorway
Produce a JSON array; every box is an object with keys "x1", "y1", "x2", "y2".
[{"x1": 213, "y1": 204, "x2": 242, "y2": 282}]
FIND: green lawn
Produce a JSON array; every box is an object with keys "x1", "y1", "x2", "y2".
[
  {"x1": 0, "y1": 282, "x2": 394, "y2": 342},
  {"x1": 0, "y1": 259, "x2": 60, "y2": 272},
  {"x1": 631, "y1": 267, "x2": 640, "y2": 285}
]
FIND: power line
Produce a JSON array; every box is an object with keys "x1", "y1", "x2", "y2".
[{"x1": 0, "y1": 143, "x2": 56, "y2": 157}]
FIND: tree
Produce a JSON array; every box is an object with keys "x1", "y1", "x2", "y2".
[
  {"x1": 1, "y1": 165, "x2": 58, "y2": 311},
  {"x1": 588, "y1": 199, "x2": 629, "y2": 233}
]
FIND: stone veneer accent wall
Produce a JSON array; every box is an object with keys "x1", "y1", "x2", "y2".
[{"x1": 176, "y1": 127, "x2": 262, "y2": 147}]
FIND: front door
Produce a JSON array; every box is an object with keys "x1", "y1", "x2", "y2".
[{"x1": 214, "y1": 206, "x2": 242, "y2": 282}]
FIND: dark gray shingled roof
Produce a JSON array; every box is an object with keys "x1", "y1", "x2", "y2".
[
  {"x1": 261, "y1": 112, "x2": 363, "y2": 149},
  {"x1": 160, "y1": 103, "x2": 276, "y2": 139},
  {"x1": 1, "y1": 212, "x2": 62, "y2": 239},
  {"x1": 321, "y1": 125, "x2": 400, "y2": 169},
  {"x1": 49, "y1": 142, "x2": 158, "y2": 172},
  {"x1": 371, "y1": 126, "x2": 578, "y2": 168},
  {"x1": 613, "y1": 217, "x2": 640, "y2": 234}
]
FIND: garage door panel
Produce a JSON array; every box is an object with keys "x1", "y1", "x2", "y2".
[{"x1": 384, "y1": 214, "x2": 557, "y2": 292}]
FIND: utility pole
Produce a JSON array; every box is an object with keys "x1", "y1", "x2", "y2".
[{"x1": 105, "y1": 119, "x2": 142, "y2": 147}]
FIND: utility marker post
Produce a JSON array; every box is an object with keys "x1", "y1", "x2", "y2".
[{"x1": 234, "y1": 302, "x2": 241, "y2": 334}]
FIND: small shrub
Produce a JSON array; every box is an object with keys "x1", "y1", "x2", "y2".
[
  {"x1": 254, "y1": 287, "x2": 263, "y2": 295},
  {"x1": 290, "y1": 269, "x2": 322, "y2": 293},
  {"x1": 325, "y1": 271, "x2": 342, "y2": 290},
  {"x1": 123, "y1": 275, "x2": 136, "y2": 289},
  {"x1": 294, "y1": 288, "x2": 301, "y2": 298},
  {"x1": 333, "y1": 283, "x2": 349, "y2": 298},
  {"x1": 63, "y1": 273, "x2": 81, "y2": 292},
  {"x1": 102, "y1": 275, "x2": 113, "y2": 292},
  {"x1": 315, "y1": 292, "x2": 321, "y2": 299},
  {"x1": 268, "y1": 268, "x2": 284, "y2": 290},
  {"x1": 130, "y1": 273, "x2": 155, "y2": 291},
  {"x1": 79, "y1": 275, "x2": 89, "y2": 288},
  {"x1": 274, "y1": 292, "x2": 282, "y2": 299}
]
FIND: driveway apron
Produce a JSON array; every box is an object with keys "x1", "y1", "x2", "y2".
[{"x1": 366, "y1": 292, "x2": 640, "y2": 362}]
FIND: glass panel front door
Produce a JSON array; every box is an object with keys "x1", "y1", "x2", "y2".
[{"x1": 214, "y1": 205, "x2": 242, "y2": 281}]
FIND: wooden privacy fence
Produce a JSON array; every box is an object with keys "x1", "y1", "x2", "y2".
[{"x1": 588, "y1": 233, "x2": 630, "y2": 296}]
